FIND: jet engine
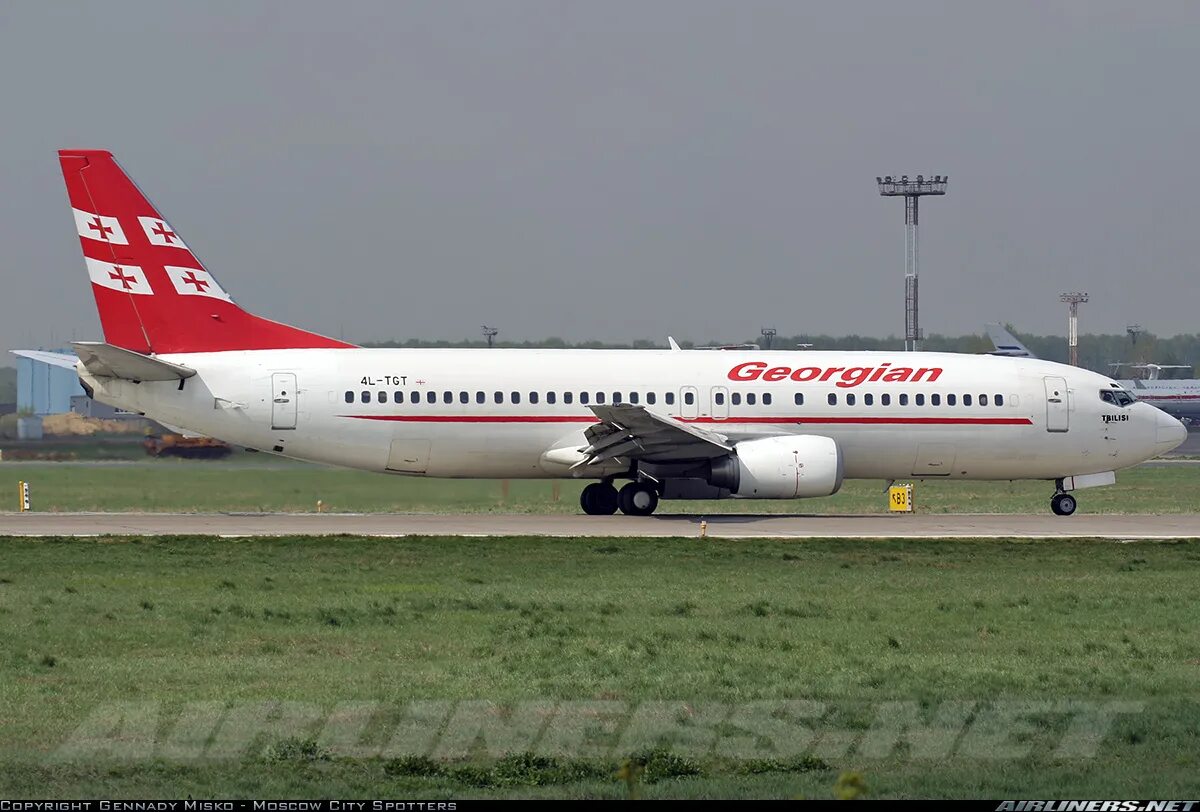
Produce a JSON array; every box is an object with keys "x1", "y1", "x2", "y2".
[{"x1": 708, "y1": 435, "x2": 843, "y2": 499}]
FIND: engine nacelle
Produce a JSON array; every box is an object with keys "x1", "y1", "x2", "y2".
[{"x1": 708, "y1": 435, "x2": 843, "y2": 499}]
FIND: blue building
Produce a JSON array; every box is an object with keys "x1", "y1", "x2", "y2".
[{"x1": 14, "y1": 352, "x2": 85, "y2": 415}]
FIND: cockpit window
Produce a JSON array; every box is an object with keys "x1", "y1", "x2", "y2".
[{"x1": 1100, "y1": 389, "x2": 1135, "y2": 408}]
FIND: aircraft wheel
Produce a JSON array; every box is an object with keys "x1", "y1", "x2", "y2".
[
  {"x1": 1051, "y1": 492, "x2": 1077, "y2": 516},
  {"x1": 618, "y1": 482, "x2": 659, "y2": 516},
  {"x1": 581, "y1": 482, "x2": 619, "y2": 515}
]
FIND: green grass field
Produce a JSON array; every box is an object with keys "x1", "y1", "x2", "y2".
[
  {"x1": 2, "y1": 458, "x2": 1198, "y2": 514},
  {"x1": 1, "y1": 534, "x2": 1198, "y2": 798}
]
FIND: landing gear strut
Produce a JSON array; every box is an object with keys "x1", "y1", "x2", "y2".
[
  {"x1": 618, "y1": 482, "x2": 659, "y2": 516},
  {"x1": 580, "y1": 482, "x2": 619, "y2": 515},
  {"x1": 1050, "y1": 491, "x2": 1077, "y2": 516}
]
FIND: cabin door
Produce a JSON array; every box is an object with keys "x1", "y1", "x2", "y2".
[{"x1": 1044, "y1": 376, "x2": 1069, "y2": 432}]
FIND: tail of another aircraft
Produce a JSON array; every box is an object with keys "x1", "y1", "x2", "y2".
[
  {"x1": 984, "y1": 323, "x2": 1036, "y2": 359},
  {"x1": 58, "y1": 150, "x2": 353, "y2": 354}
]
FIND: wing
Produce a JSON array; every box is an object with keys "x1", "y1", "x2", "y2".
[{"x1": 575, "y1": 403, "x2": 732, "y2": 468}]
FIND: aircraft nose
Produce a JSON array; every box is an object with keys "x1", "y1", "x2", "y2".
[{"x1": 1154, "y1": 409, "x2": 1187, "y2": 454}]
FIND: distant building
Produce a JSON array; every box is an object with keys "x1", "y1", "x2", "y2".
[{"x1": 15, "y1": 351, "x2": 86, "y2": 415}]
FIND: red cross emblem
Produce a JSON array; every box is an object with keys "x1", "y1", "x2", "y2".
[
  {"x1": 88, "y1": 216, "x2": 114, "y2": 241},
  {"x1": 152, "y1": 221, "x2": 177, "y2": 244},
  {"x1": 108, "y1": 267, "x2": 137, "y2": 290},
  {"x1": 180, "y1": 270, "x2": 210, "y2": 292}
]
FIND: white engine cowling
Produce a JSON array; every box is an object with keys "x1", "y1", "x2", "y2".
[{"x1": 709, "y1": 435, "x2": 843, "y2": 499}]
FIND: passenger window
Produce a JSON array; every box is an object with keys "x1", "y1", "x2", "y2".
[
  {"x1": 684, "y1": 391, "x2": 694, "y2": 405},
  {"x1": 763, "y1": 393, "x2": 772, "y2": 406},
  {"x1": 747, "y1": 393, "x2": 757, "y2": 406},
  {"x1": 995, "y1": 394, "x2": 1004, "y2": 406},
  {"x1": 899, "y1": 393, "x2": 909, "y2": 406},
  {"x1": 794, "y1": 393, "x2": 804, "y2": 406},
  {"x1": 864, "y1": 393, "x2": 874, "y2": 406},
  {"x1": 715, "y1": 392, "x2": 725, "y2": 405},
  {"x1": 494, "y1": 391, "x2": 504, "y2": 404},
  {"x1": 596, "y1": 392, "x2": 606, "y2": 404},
  {"x1": 963, "y1": 394, "x2": 972, "y2": 406},
  {"x1": 459, "y1": 391, "x2": 469, "y2": 404},
  {"x1": 394, "y1": 391, "x2": 403, "y2": 404},
  {"x1": 646, "y1": 392, "x2": 656, "y2": 405},
  {"x1": 732, "y1": 393, "x2": 742, "y2": 406},
  {"x1": 443, "y1": 391, "x2": 452, "y2": 404},
  {"x1": 931, "y1": 394, "x2": 940, "y2": 406},
  {"x1": 476, "y1": 391, "x2": 485, "y2": 404},
  {"x1": 915, "y1": 394, "x2": 925, "y2": 406},
  {"x1": 411, "y1": 391, "x2": 420, "y2": 404},
  {"x1": 665, "y1": 392, "x2": 675, "y2": 405},
  {"x1": 344, "y1": 391, "x2": 353, "y2": 404},
  {"x1": 881, "y1": 393, "x2": 890, "y2": 406},
  {"x1": 580, "y1": 392, "x2": 589, "y2": 405},
  {"x1": 828, "y1": 393, "x2": 837, "y2": 405},
  {"x1": 360, "y1": 391, "x2": 370, "y2": 403},
  {"x1": 530, "y1": 392, "x2": 539, "y2": 404},
  {"x1": 547, "y1": 392, "x2": 557, "y2": 404},
  {"x1": 564, "y1": 392, "x2": 574, "y2": 404},
  {"x1": 846, "y1": 393, "x2": 856, "y2": 406},
  {"x1": 947, "y1": 394, "x2": 957, "y2": 406},
  {"x1": 612, "y1": 392, "x2": 621, "y2": 404},
  {"x1": 378, "y1": 391, "x2": 387, "y2": 403},
  {"x1": 979, "y1": 394, "x2": 988, "y2": 406},
  {"x1": 511, "y1": 392, "x2": 521, "y2": 404},
  {"x1": 630, "y1": 392, "x2": 639, "y2": 404},
  {"x1": 426, "y1": 391, "x2": 436, "y2": 404}
]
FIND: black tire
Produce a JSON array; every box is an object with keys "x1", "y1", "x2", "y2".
[
  {"x1": 581, "y1": 482, "x2": 619, "y2": 515},
  {"x1": 1051, "y1": 493, "x2": 1077, "y2": 516},
  {"x1": 618, "y1": 482, "x2": 660, "y2": 516}
]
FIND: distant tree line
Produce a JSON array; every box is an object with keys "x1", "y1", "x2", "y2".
[{"x1": 363, "y1": 330, "x2": 1200, "y2": 377}]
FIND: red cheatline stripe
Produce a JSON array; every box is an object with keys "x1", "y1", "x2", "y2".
[
  {"x1": 341, "y1": 414, "x2": 1034, "y2": 426},
  {"x1": 1138, "y1": 394, "x2": 1200, "y2": 400}
]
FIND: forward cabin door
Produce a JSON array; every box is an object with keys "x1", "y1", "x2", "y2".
[
  {"x1": 1044, "y1": 376, "x2": 1069, "y2": 432},
  {"x1": 271, "y1": 372, "x2": 297, "y2": 430}
]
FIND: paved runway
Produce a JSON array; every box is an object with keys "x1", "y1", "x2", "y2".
[{"x1": 0, "y1": 511, "x2": 1196, "y2": 539}]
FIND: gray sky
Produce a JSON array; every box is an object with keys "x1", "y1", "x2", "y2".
[{"x1": 2, "y1": 1, "x2": 1197, "y2": 354}]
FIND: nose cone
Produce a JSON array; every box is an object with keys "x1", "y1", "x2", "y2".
[{"x1": 1154, "y1": 409, "x2": 1188, "y2": 454}]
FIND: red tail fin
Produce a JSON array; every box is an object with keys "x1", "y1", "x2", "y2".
[{"x1": 59, "y1": 150, "x2": 354, "y2": 354}]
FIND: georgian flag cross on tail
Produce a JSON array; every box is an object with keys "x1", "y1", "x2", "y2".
[
  {"x1": 84, "y1": 257, "x2": 152, "y2": 295},
  {"x1": 138, "y1": 216, "x2": 189, "y2": 249},
  {"x1": 73, "y1": 208, "x2": 128, "y2": 244},
  {"x1": 164, "y1": 266, "x2": 232, "y2": 301}
]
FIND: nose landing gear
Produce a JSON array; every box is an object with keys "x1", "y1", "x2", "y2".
[{"x1": 1050, "y1": 491, "x2": 1077, "y2": 516}]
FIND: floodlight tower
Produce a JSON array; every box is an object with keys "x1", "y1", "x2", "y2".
[
  {"x1": 1060, "y1": 292, "x2": 1089, "y2": 366},
  {"x1": 760, "y1": 327, "x2": 777, "y2": 350},
  {"x1": 1126, "y1": 324, "x2": 1143, "y2": 347},
  {"x1": 481, "y1": 325, "x2": 499, "y2": 348},
  {"x1": 877, "y1": 175, "x2": 948, "y2": 351}
]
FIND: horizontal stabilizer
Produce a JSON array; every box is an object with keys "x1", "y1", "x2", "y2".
[
  {"x1": 71, "y1": 341, "x2": 195, "y2": 381},
  {"x1": 9, "y1": 349, "x2": 79, "y2": 369}
]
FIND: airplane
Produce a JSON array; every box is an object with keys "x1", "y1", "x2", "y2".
[
  {"x1": 36, "y1": 150, "x2": 1187, "y2": 518},
  {"x1": 986, "y1": 324, "x2": 1200, "y2": 423}
]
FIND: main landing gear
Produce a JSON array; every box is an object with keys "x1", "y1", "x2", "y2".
[
  {"x1": 1050, "y1": 491, "x2": 1077, "y2": 517},
  {"x1": 580, "y1": 481, "x2": 660, "y2": 516}
]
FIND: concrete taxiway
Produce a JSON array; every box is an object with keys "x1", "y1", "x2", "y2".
[{"x1": 0, "y1": 512, "x2": 1196, "y2": 539}]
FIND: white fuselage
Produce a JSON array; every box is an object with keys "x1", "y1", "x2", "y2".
[{"x1": 82, "y1": 348, "x2": 1183, "y2": 487}]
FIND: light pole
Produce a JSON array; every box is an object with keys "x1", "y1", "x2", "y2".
[
  {"x1": 877, "y1": 174, "x2": 948, "y2": 351},
  {"x1": 1060, "y1": 293, "x2": 1089, "y2": 366},
  {"x1": 760, "y1": 327, "x2": 777, "y2": 350},
  {"x1": 481, "y1": 325, "x2": 499, "y2": 348}
]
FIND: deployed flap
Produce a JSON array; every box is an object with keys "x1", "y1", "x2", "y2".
[
  {"x1": 71, "y1": 341, "x2": 195, "y2": 381},
  {"x1": 577, "y1": 403, "x2": 732, "y2": 468}
]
